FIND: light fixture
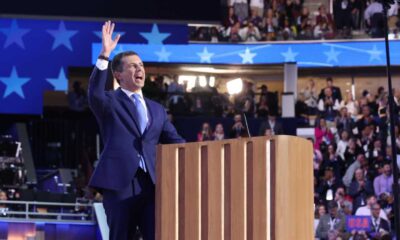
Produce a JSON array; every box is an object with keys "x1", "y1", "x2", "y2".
[
  {"x1": 178, "y1": 75, "x2": 197, "y2": 92},
  {"x1": 199, "y1": 76, "x2": 207, "y2": 87},
  {"x1": 226, "y1": 78, "x2": 243, "y2": 95},
  {"x1": 209, "y1": 76, "x2": 215, "y2": 87}
]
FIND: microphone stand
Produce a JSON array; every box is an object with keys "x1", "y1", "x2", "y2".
[{"x1": 381, "y1": 2, "x2": 400, "y2": 239}]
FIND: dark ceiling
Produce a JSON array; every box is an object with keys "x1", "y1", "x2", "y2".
[{"x1": 1, "y1": 0, "x2": 222, "y2": 22}]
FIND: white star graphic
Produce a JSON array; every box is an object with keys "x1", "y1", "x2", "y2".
[
  {"x1": 324, "y1": 47, "x2": 341, "y2": 63},
  {"x1": 155, "y1": 47, "x2": 171, "y2": 62},
  {"x1": 196, "y1": 47, "x2": 215, "y2": 63},
  {"x1": 281, "y1": 47, "x2": 299, "y2": 62},
  {"x1": 368, "y1": 45, "x2": 383, "y2": 62},
  {"x1": 139, "y1": 24, "x2": 171, "y2": 45},
  {"x1": 239, "y1": 48, "x2": 257, "y2": 64}
]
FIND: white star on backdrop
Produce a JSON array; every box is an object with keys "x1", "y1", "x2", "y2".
[
  {"x1": 324, "y1": 46, "x2": 341, "y2": 63},
  {"x1": 47, "y1": 21, "x2": 78, "y2": 51},
  {"x1": 281, "y1": 47, "x2": 299, "y2": 62},
  {"x1": 0, "y1": 20, "x2": 31, "y2": 49},
  {"x1": 155, "y1": 46, "x2": 171, "y2": 62},
  {"x1": 0, "y1": 67, "x2": 31, "y2": 99},
  {"x1": 139, "y1": 24, "x2": 171, "y2": 45},
  {"x1": 46, "y1": 68, "x2": 68, "y2": 91},
  {"x1": 368, "y1": 45, "x2": 383, "y2": 62},
  {"x1": 197, "y1": 47, "x2": 215, "y2": 63},
  {"x1": 239, "y1": 48, "x2": 257, "y2": 64}
]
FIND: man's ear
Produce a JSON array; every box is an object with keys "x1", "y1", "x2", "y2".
[{"x1": 114, "y1": 72, "x2": 121, "y2": 83}]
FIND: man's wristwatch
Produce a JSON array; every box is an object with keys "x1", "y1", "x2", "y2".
[{"x1": 98, "y1": 55, "x2": 110, "y2": 61}]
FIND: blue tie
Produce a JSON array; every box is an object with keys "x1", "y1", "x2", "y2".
[
  {"x1": 132, "y1": 93, "x2": 147, "y2": 134},
  {"x1": 132, "y1": 93, "x2": 147, "y2": 172}
]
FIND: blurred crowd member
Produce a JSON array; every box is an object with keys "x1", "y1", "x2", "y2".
[
  {"x1": 335, "y1": 107, "x2": 354, "y2": 134},
  {"x1": 245, "y1": 8, "x2": 263, "y2": 28},
  {"x1": 336, "y1": 130, "x2": 350, "y2": 159},
  {"x1": 319, "y1": 77, "x2": 342, "y2": 102},
  {"x1": 348, "y1": 168, "x2": 374, "y2": 213},
  {"x1": 231, "y1": 0, "x2": 249, "y2": 22},
  {"x1": 367, "y1": 203, "x2": 391, "y2": 239},
  {"x1": 258, "y1": 115, "x2": 283, "y2": 136},
  {"x1": 68, "y1": 81, "x2": 88, "y2": 112},
  {"x1": 250, "y1": 0, "x2": 264, "y2": 18},
  {"x1": 316, "y1": 201, "x2": 347, "y2": 240},
  {"x1": 301, "y1": 79, "x2": 318, "y2": 114},
  {"x1": 355, "y1": 195, "x2": 389, "y2": 222},
  {"x1": 340, "y1": 91, "x2": 359, "y2": 118},
  {"x1": 229, "y1": 114, "x2": 248, "y2": 138},
  {"x1": 240, "y1": 22, "x2": 262, "y2": 42},
  {"x1": 197, "y1": 122, "x2": 213, "y2": 141},
  {"x1": 261, "y1": 9, "x2": 279, "y2": 40},
  {"x1": 296, "y1": 7, "x2": 313, "y2": 39},
  {"x1": 314, "y1": 204, "x2": 327, "y2": 233},
  {"x1": 335, "y1": 187, "x2": 353, "y2": 215},
  {"x1": 314, "y1": 118, "x2": 334, "y2": 150},
  {"x1": 213, "y1": 123, "x2": 225, "y2": 140},
  {"x1": 225, "y1": 22, "x2": 243, "y2": 42},
  {"x1": 259, "y1": 84, "x2": 278, "y2": 116},
  {"x1": 364, "y1": 0, "x2": 384, "y2": 38},
  {"x1": 318, "y1": 88, "x2": 341, "y2": 121},
  {"x1": 223, "y1": 6, "x2": 239, "y2": 28},
  {"x1": 373, "y1": 163, "x2": 393, "y2": 197},
  {"x1": 256, "y1": 95, "x2": 269, "y2": 118},
  {"x1": 316, "y1": 4, "x2": 334, "y2": 28},
  {"x1": 333, "y1": 0, "x2": 353, "y2": 38}
]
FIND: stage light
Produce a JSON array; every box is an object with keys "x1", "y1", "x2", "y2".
[
  {"x1": 226, "y1": 78, "x2": 243, "y2": 95},
  {"x1": 199, "y1": 76, "x2": 207, "y2": 87},
  {"x1": 178, "y1": 75, "x2": 197, "y2": 92},
  {"x1": 209, "y1": 76, "x2": 215, "y2": 87}
]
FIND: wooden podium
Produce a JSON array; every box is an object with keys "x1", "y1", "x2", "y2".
[{"x1": 155, "y1": 136, "x2": 314, "y2": 240}]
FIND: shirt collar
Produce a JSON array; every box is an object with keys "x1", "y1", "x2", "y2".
[{"x1": 121, "y1": 87, "x2": 143, "y2": 99}]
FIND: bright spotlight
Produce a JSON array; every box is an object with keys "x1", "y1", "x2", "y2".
[
  {"x1": 209, "y1": 76, "x2": 215, "y2": 87},
  {"x1": 199, "y1": 76, "x2": 207, "y2": 87},
  {"x1": 178, "y1": 75, "x2": 197, "y2": 92},
  {"x1": 226, "y1": 78, "x2": 243, "y2": 95}
]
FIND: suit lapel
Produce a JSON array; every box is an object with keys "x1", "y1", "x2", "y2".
[{"x1": 115, "y1": 88, "x2": 141, "y2": 136}]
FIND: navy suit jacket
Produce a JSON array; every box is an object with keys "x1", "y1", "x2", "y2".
[{"x1": 88, "y1": 66, "x2": 185, "y2": 191}]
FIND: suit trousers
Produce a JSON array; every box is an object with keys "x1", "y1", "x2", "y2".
[{"x1": 102, "y1": 168, "x2": 155, "y2": 240}]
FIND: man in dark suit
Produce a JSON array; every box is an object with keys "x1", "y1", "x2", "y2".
[
  {"x1": 258, "y1": 115, "x2": 283, "y2": 136},
  {"x1": 319, "y1": 77, "x2": 342, "y2": 102},
  {"x1": 316, "y1": 201, "x2": 347, "y2": 240},
  {"x1": 367, "y1": 203, "x2": 391, "y2": 239},
  {"x1": 88, "y1": 21, "x2": 185, "y2": 240}
]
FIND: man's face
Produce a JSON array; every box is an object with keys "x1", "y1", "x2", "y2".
[
  {"x1": 329, "y1": 207, "x2": 338, "y2": 217},
  {"x1": 115, "y1": 55, "x2": 145, "y2": 91},
  {"x1": 383, "y1": 164, "x2": 392, "y2": 176},
  {"x1": 234, "y1": 114, "x2": 242, "y2": 123},
  {"x1": 355, "y1": 169, "x2": 363, "y2": 181},
  {"x1": 367, "y1": 196, "x2": 377, "y2": 206},
  {"x1": 362, "y1": 106, "x2": 370, "y2": 117},
  {"x1": 327, "y1": 80, "x2": 333, "y2": 87},
  {"x1": 371, "y1": 204, "x2": 380, "y2": 218}
]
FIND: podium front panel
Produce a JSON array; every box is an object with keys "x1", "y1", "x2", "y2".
[{"x1": 156, "y1": 136, "x2": 313, "y2": 240}]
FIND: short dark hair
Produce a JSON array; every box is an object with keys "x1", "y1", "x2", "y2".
[
  {"x1": 326, "y1": 77, "x2": 333, "y2": 82},
  {"x1": 111, "y1": 51, "x2": 139, "y2": 73}
]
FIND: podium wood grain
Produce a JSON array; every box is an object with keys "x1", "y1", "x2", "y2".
[{"x1": 155, "y1": 136, "x2": 313, "y2": 240}]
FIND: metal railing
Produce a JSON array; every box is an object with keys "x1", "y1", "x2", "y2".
[{"x1": 0, "y1": 200, "x2": 95, "y2": 224}]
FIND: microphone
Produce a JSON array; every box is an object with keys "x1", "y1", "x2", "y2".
[{"x1": 242, "y1": 113, "x2": 252, "y2": 138}]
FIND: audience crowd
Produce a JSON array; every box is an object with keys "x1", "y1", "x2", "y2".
[
  {"x1": 298, "y1": 77, "x2": 398, "y2": 239},
  {"x1": 193, "y1": 75, "x2": 400, "y2": 239},
  {"x1": 190, "y1": 0, "x2": 400, "y2": 42}
]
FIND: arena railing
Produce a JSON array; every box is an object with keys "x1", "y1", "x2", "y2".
[{"x1": 0, "y1": 200, "x2": 95, "y2": 224}]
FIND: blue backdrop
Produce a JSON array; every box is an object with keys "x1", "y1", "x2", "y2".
[{"x1": 0, "y1": 16, "x2": 398, "y2": 115}]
